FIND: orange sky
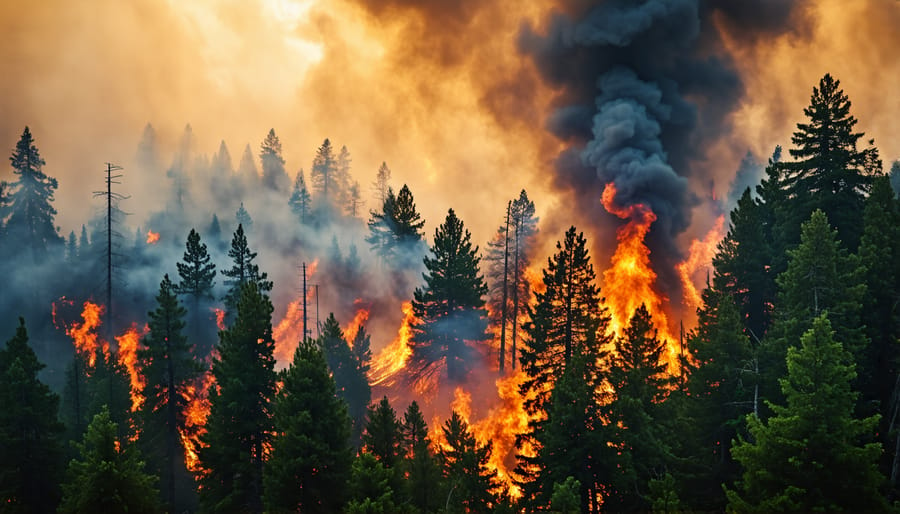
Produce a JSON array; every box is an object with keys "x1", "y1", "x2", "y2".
[{"x1": 1, "y1": 0, "x2": 897, "y2": 257}]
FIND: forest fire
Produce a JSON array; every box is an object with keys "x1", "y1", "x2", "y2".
[
  {"x1": 211, "y1": 307, "x2": 226, "y2": 331},
  {"x1": 65, "y1": 301, "x2": 107, "y2": 367},
  {"x1": 180, "y1": 370, "x2": 216, "y2": 474},
  {"x1": 676, "y1": 215, "x2": 726, "y2": 312},
  {"x1": 600, "y1": 184, "x2": 679, "y2": 370},
  {"x1": 272, "y1": 261, "x2": 318, "y2": 366},
  {"x1": 115, "y1": 323, "x2": 149, "y2": 412},
  {"x1": 369, "y1": 301, "x2": 415, "y2": 386},
  {"x1": 146, "y1": 230, "x2": 160, "y2": 244}
]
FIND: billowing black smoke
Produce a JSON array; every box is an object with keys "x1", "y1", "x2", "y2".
[{"x1": 520, "y1": 0, "x2": 809, "y2": 291}]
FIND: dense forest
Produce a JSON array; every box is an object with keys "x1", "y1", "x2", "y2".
[{"x1": 3, "y1": 64, "x2": 900, "y2": 513}]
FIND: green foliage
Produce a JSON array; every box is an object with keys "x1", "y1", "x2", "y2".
[
  {"x1": 727, "y1": 315, "x2": 888, "y2": 512},
  {"x1": 345, "y1": 453, "x2": 397, "y2": 514},
  {"x1": 362, "y1": 396, "x2": 402, "y2": 470},
  {"x1": 263, "y1": 339, "x2": 353, "y2": 513},
  {"x1": 259, "y1": 128, "x2": 288, "y2": 191},
  {"x1": 399, "y1": 401, "x2": 442, "y2": 512},
  {"x1": 4, "y1": 126, "x2": 62, "y2": 257},
  {"x1": 138, "y1": 274, "x2": 200, "y2": 511},
  {"x1": 221, "y1": 223, "x2": 272, "y2": 316},
  {"x1": 319, "y1": 314, "x2": 371, "y2": 444},
  {"x1": 550, "y1": 476, "x2": 580, "y2": 514},
  {"x1": 199, "y1": 282, "x2": 276, "y2": 513},
  {"x1": 439, "y1": 411, "x2": 500, "y2": 513},
  {"x1": 366, "y1": 184, "x2": 426, "y2": 263},
  {"x1": 59, "y1": 407, "x2": 160, "y2": 514},
  {"x1": 311, "y1": 138, "x2": 338, "y2": 210},
  {"x1": 648, "y1": 472, "x2": 682, "y2": 514},
  {"x1": 175, "y1": 228, "x2": 216, "y2": 302},
  {"x1": 289, "y1": 169, "x2": 312, "y2": 224},
  {"x1": 409, "y1": 209, "x2": 489, "y2": 385},
  {"x1": 0, "y1": 318, "x2": 64, "y2": 512}
]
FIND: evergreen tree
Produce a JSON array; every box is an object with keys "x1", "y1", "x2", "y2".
[
  {"x1": 336, "y1": 144, "x2": 353, "y2": 209},
  {"x1": 550, "y1": 477, "x2": 581, "y2": 514},
  {"x1": 605, "y1": 305, "x2": 674, "y2": 511},
  {"x1": 139, "y1": 274, "x2": 199, "y2": 511},
  {"x1": 780, "y1": 73, "x2": 881, "y2": 252},
  {"x1": 761, "y1": 210, "x2": 867, "y2": 411},
  {"x1": 135, "y1": 122, "x2": 160, "y2": 173},
  {"x1": 58, "y1": 407, "x2": 160, "y2": 514},
  {"x1": 259, "y1": 128, "x2": 288, "y2": 191},
  {"x1": 221, "y1": 223, "x2": 272, "y2": 316},
  {"x1": 367, "y1": 184, "x2": 426, "y2": 263},
  {"x1": 400, "y1": 401, "x2": 442, "y2": 512},
  {"x1": 727, "y1": 315, "x2": 888, "y2": 512},
  {"x1": 288, "y1": 169, "x2": 312, "y2": 225},
  {"x1": 345, "y1": 453, "x2": 398, "y2": 514},
  {"x1": 0, "y1": 318, "x2": 64, "y2": 513},
  {"x1": 238, "y1": 143, "x2": 259, "y2": 188},
  {"x1": 347, "y1": 180, "x2": 362, "y2": 218},
  {"x1": 311, "y1": 138, "x2": 337, "y2": 212},
  {"x1": 66, "y1": 230, "x2": 78, "y2": 263},
  {"x1": 439, "y1": 411, "x2": 499, "y2": 513},
  {"x1": 5, "y1": 126, "x2": 62, "y2": 257},
  {"x1": 319, "y1": 314, "x2": 370, "y2": 444},
  {"x1": 409, "y1": 209, "x2": 489, "y2": 385},
  {"x1": 362, "y1": 396, "x2": 402, "y2": 470},
  {"x1": 372, "y1": 161, "x2": 391, "y2": 207},
  {"x1": 263, "y1": 339, "x2": 353, "y2": 513},
  {"x1": 235, "y1": 202, "x2": 253, "y2": 232},
  {"x1": 199, "y1": 282, "x2": 276, "y2": 513},
  {"x1": 86, "y1": 348, "x2": 134, "y2": 443},
  {"x1": 175, "y1": 228, "x2": 216, "y2": 302}
]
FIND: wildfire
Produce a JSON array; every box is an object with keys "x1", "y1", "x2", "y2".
[
  {"x1": 180, "y1": 367, "x2": 216, "y2": 474},
  {"x1": 600, "y1": 183, "x2": 679, "y2": 371},
  {"x1": 146, "y1": 230, "x2": 160, "y2": 244},
  {"x1": 344, "y1": 302, "x2": 371, "y2": 347},
  {"x1": 65, "y1": 301, "x2": 107, "y2": 366},
  {"x1": 369, "y1": 301, "x2": 415, "y2": 386},
  {"x1": 272, "y1": 260, "x2": 319, "y2": 367},
  {"x1": 115, "y1": 323, "x2": 149, "y2": 412},
  {"x1": 676, "y1": 214, "x2": 726, "y2": 312},
  {"x1": 211, "y1": 307, "x2": 226, "y2": 331}
]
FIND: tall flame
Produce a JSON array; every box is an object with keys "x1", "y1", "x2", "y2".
[
  {"x1": 344, "y1": 302, "x2": 371, "y2": 347},
  {"x1": 115, "y1": 323, "x2": 149, "y2": 412},
  {"x1": 369, "y1": 301, "x2": 415, "y2": 386},
  {"x1": 66, "y1": 301, "x2": 107, "y2": 366},
  {"x1": 211, "y1": 307, "x2": 226, "y2": 331},
  {"x1": 273, "y1": 260, "x2": 319, "y2": 367},
  {"x1": 600, "y1": 183, "x2": 679, "y2": 371},
  {"x1": 676, "y1": 214, "x2": 726, "y2": 312},
  {"x1": 180, "y1": 367, "x2": 216, "y2": 475},
  {"x1": 146, "y1": 230, "x2": 160, "y2": 244}
]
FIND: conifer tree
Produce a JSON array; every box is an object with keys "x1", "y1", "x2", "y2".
[
  {"x1": 58, "y1": 407, "x2": 160, "y2": 514},
  {"x1": 139, "y1": 274, "x2": 198, "y2": 511},
  {"x1": 66, "y1": 230, "x2": 78, "y2": 263},
  {"x1": 238, "y1": 143, "x2": 258, "y2": 187},
  {"x1": 372, "y1": 161, "x2": 391, "y2": 207},
  {"x1": 362, "y1": 396, "x2": 402, "y2": 470},
  {"x1": 199, "y1": 282, "x2": 276, "y2": 513},
  {"x1": 336, "y1": 144, "x2": 353, "y2": 208},
  {"x1": 409, "y1": 209, "x2": 489, "y2": 385},
  {"x1": 5, "y1": 126, "x2": 62, "y2": 257},
  {"x1": 346, "y1": 453, "x2": 398, "y2": 513},
  {"x1": 400, "y1": 401, "x2": 442, "y2": 512},
  {"x1": 761, "y1": 210, "x2": 866, "y2": 411},
  {"x1": 311, "y1": 138, "x2": 337, "y2": 211},
  {"x1": 0, "y1": 318, "x2": 64, "y2": 512},
  {"x1": 319, "y1": 314, "x2": 370, "y2": 444},
  {"x1": 780, "y1": 73, "x2": 881, "y2": 252},
  {"x1": 264, "y1": 339, "x2": 353, "y2": 513},
  {"x1": 175, "y1": 229, "x2": 216, "y2": 302},
  {"x1": 367, "y1": 184, "x2": 426, "y2": 263},
  {"x1": 87, "y1": 348, "x2": 134, "y2": 442},
  {"x1": 288, "y1": 169, "x2": 312, "y2": 225},
  {"x1": 605, "y1": 305, "x2": 674, "y2": 511},
  {"x1": 221, "y1": 223, "x2": 272, "y2": 316},
  {"x1": 439, "y1": 411, "x2": 500, "y2": 513},
  {"x1": 260, "y1": 128, "x2": 288, "y2": 191},
  {"x1": 235, "y1": 202, "x2": 253, "y2": 232},
  {"x1": 727, "y1": 315, "x2": 888, "y2": 512}
]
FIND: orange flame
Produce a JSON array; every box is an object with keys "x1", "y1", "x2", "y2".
[
  {"x1": 180, "y1": 367, "x2": 216, "y2": 474},
  {"x1": 676, "y1": 214, "x2": 726, "y2": 312},
  {"x1": 273, "y1": 260, "x2": 319, "y2": 367},
  {"x1": 344, "y1": 302, "x2": 371, "y2": 348},
  {"x1": 115, "y1": 323, "x2": 149, "y2": 412},
  {"x1": 600, "y1": 183, "x2": 679, "y2": 371},
  {"x1": 146, "y1": 230, "x2": 160, "y2": 244},
  {"x1": 369, "y1": 301, "x2": 415, "y2": 386},
  {"x1": 66, "y1": 301, "x2": 107, "y2": 367},
  {"x1": 211, "y1": 307, "x2": 226, "y2": 331}
]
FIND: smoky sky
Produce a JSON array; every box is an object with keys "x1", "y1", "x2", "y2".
[{"x1": 518, "y1": 0, "x2": 812, "y2": 294}]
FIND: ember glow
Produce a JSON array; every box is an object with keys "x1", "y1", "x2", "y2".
[
  {"x1": 181, "y1": 368, "x2": 216, "y2": 474},
  {"x1": 343, "y1": 301, "x2": 370, "y2": 346},
  {"x1": 600, "y1": 184, "x2": 679, "y2": 370},
  {"x1": 273, "y1": 260, "x2": 318, "y2": 367},
  {"x1": 146, "y1": 230, "x2": 160, "y2": 244},
  {"x1": 211, "y1": 307, "x2": 226, "y2": 331},
  {"x1": 66, "y1": 301, "x2": 107, "y2": 367},
  {"x1": 676, "y1": 215, "x2": 727, "y2": 312}
]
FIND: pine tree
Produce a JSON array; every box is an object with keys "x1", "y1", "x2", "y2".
[
  {"x1": 58, "y1": 407, "x2": 160, "y2": 514},
  {"x1": 336, "y1": 144, "x2": 353, "y2": 209},
  {"x1": 86, "y1": 348, "x2": 134, "y2": 443},
  {"x1": 605, "y1": 305, "x2": 674, "y2": 511},
  {"x1": 175, "y1": 229, "x2": 216, "y2": 302},
  {"x1": 138, "y1": 274, "x2": 199, "y2": 511},
  {"x1": 400, "y1": 401, "x2": 442, "y2": 512},
  {"x1": 761, "y1": 210, "x2": 867, "y2": 412},
  {"x1": 345, "y1": 453, "x2": 398, "y2": 514},
  {"x1": 235, "y1": 202, "x2": 252, "y2": 232},
  {"x1": 5, "y1": 126, "x2": 62, "y2": 257},
  {"x1": 409, "y1": 209, "x2": 489, "y2": 386},
  {"x1": 311, "y1": 138, "x2": 337, "y2": 212},
  {"x1": 362, "y1": 396, "x2": 402, "y2": 470},
  {"x1": 726, "y1": 315, "x2": 888, "y2": 512},
  {"x1": 259, "y1": 128, "x2": 288, "y2": 191},
  {"x1": 346, "y1": 180, "x2": 362, "y2": 218},
  {"x1": 439, "y1": 411, "x2": 500, "y2": 513},
  {"x1": 367, "y1": 184, "x2": 426, "y2": 264},
  {"x1": 66, "y1": 230, "x2": 78, "y2": 263},
  {"x1": 0, "y1": 318, "x2": 64, "y2": 512},
  {"x1": 238, "y1": 143, "x2": 258, "y2": 187},
  {"x1": 288, "y1": 169, "x2": 312, "y2": 225},
  {"x1": 135, "y1": 122, "x2": 160, "y2": 173},
  {"x1": 263, "y1": 339, "x2": 353, "y2": 513},
  {"x1": 199, "y1": 282, "x2": 276, "y2": 513},
  {"x1": 780, "y1": 73, "x2": 881, "y2": 252},
  {"x1": 372, "y1": 161, "x2": 391, "y2": 207},
  {"x1": 221, "y1": 223, "x2": 272, "y2": 316},
  {"x1": 319, "y1": 314, "x2": 370, "y2": 444}
]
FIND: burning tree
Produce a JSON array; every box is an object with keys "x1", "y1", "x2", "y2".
[
  {"x1": 199, "y1": 282, "x2": 276, "y2": 513},
  {"x1": 138, "y1": 274, "x2": 200, "y2": 511},
  {"x1": 408, "y1": 208, "x2": 489, "y2": 387}
]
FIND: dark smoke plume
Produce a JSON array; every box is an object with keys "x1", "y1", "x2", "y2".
[{"x1": 520, "y1": 0, "x2": 811, "y2": 292}]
